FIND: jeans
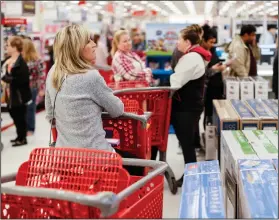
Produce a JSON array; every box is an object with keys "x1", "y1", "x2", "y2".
[{"x1": 27, "y1": 88, "x2": 38, "y2": 132}]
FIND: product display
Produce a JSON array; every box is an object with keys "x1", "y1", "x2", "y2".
[
  {"x1": 262, "y1": 99, "x2": 278, "y2": 117},
  {"x1": 238, "y1": 159, "x2": 278, "y2": 218},
  {"x1": 224, "y1": 77, "x2": 240, "y2": 100},
  {"x1": 221, "y1": 130, "x2": 278, "y2": 218},
  {"x1": 179, "y1": 160, "x2": 225, "y2": 219},
  {"x1": 238, "y1": 77, "x2": 254, "y2": 101},
  {"x1": 251, "y1": 76, "x2": 269, "y2": 100}
]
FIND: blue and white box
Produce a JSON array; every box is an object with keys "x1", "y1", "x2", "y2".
[
  {"x1": 272, "y1": 159, "x2": 278, "y2": 171},
  {"x1": 179, "y1": 160, "x2": 225, "y2": 219},
  {"x1": 238, "y1": 159, "x2": 278, "y2": 218}
]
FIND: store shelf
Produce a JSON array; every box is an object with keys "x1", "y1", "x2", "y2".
[{"x1": 152, "y1": 69, "x2": 173, "y2": 76}]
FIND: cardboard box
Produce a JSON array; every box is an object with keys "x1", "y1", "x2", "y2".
[
  {"x1": 251, "y1": 76, "x2": 269, "y2": 99},
  {"x1": 179, "y1": 160, "x2": 225, "y2": 219},
  {"x1": 230, "y1": 100, "x2": 259, "y2": 130},
  {"x1": 238, "y1": 159, "x2": 278, "y2": 218},
  {"x1": 262, "y1": 99, "x2": 278, "y2": 117},
  {"x1": 213, "y1": 100, "x2": 239, "y2": 136},
  {"x1": 224, "y1": 77, "x2": 240, "y2": 100},
  {"x1": 242, "y1": 130, "x2": 278, "y2": 160},
  {"x1": 263, "y1": 130, "x2": 278, "y2": 149},
  {"x1": 205, "y1": 125, "x2": 217, "y2": 160},
  {"x1": 238, "y1": 77, "x2": 254, "y2": 100},
  {"x1": 245, "y1": 99, "x2": 278, "y2": 130},
  {"x1": 221, "y1": 131, "x2": 259, "y2": 218}
]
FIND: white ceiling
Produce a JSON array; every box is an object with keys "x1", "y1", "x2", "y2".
[{"x1": 43, "y1": 1, "x2": 278, "y2": 17}]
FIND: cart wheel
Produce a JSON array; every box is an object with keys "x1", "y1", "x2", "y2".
[{"x1": 165, "y1": 169, "x2": 178, "y2": 195}]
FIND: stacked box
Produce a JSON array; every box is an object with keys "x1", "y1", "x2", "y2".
[
  {"x1": 262, "y1": 99, "x2": 278, "y2": 117},
  {"x1": 230, "y1": 100, "x2": 259, "y2": 130},
  {"x1": 213, "y1": 100, "x2": 239, "y2": 136},
  {"x1": 251, "y1": 76, "x2": 269, "y2": 99},
  {"x1": 179, "y1": 160, "x2": 225, "y2": 219},
  {"x1": 245, "y1": 99, "x2": 278, "y2": 130},
  {"x1": 238, "y1": 77, "x2": 254, "y2": 100},
  {"x1": 242, "y1": 130, "x2": 278, "y2": 160},
  {"x1": 205, "y1": 125, "x2": 217, "y2": 160},
  {"x1": 263, "y1": 130, "x2": 278, "y2": 149},
  {"x1": 224, "y1": 77, "x2": 240, "y2": 100},
  {"x1": 238, "y1": 159, "x2": 278, "y2": 218},
  {"x1": 221, "y1": 131, "x2": 259, "y2": 218}
]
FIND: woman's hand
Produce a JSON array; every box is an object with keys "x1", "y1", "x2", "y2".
[{"x1": 211, "y1": 63, "x2": 226, "y2": 72}]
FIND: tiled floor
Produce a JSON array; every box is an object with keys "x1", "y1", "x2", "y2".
[{"x1": 1, "y1": 111, "x2": 205, "y2": 218}]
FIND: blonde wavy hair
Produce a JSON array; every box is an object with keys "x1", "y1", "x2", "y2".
[
  {"x1": 22, "y1": 39, "x2": 39, "y2": 62},
  {"x1": 111, "y1": 29, "x2": 129, "y2": 56},
  {"x1": 52, "y1": 24, "x2": 93, "y2": 90}
]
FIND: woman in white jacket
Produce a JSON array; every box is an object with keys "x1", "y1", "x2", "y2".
[{"x1": 170, "y1": 27, "x2": 212, "y2": 187}]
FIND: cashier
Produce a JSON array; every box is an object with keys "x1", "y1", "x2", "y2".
[{"x1": 170, "y1": 27, "x2": 211, "y2": 187}]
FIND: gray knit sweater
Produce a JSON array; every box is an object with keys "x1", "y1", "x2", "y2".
[{"x1": 45, "y1": 67, "x2": 124, "y2": 151}]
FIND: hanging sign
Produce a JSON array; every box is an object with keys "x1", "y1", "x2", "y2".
[
  {"x1": 22, "y1": 1, "x2": 36, "y2": 15},
  {"x1": 1, "y1": 18, "x2": 27, "y2": 25}
]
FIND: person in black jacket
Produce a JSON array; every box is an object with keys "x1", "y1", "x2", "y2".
[
  {"x1": 273, "y1": 49, "x2": 278, "y2": 99},
  {"x1": 1, "y1": 36, "x2": 32, "y2": 146}
]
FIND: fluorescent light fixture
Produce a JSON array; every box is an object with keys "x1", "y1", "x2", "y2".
[
  {"x1": 161, "y1": 1, "x2": 183, "y2": 15},
  {"x1": 205, "y1": 1, "x2": 214, "y2": 15},
  {"x1": 86, "y1": 3, "x2": 93, "y2": 7},
  {"x1": 124, "y1": 2, "x2": 132, "y2": 7},
  {"x1": 98, "y1": 1, "x2": 108, "y2": 5},
  {"x1": 184, "y1": 1, "x2": 196, "y2": 15},
  {"x1": 70, "y1": 1, "x2": 79, "y2": 3},
  {"x1": 265, "y1": 2, "x2": 273, "y2": 6},
  {"x1": 94, "y1": 5, "x2": 102, "y2": 10},
  {"x1": 141, "y1": 1, "x2": 148, "y2": 4},
  {"x1": 247, "y1": 1, "x2": 255, "y2": 5}
]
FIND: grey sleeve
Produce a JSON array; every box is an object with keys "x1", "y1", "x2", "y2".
[
  {"x1": 91, "y1": 72, "x2": 124, "y2": 118},
  {"x1": 45, "y1": 86, "x2": 53, "y2": 123}
]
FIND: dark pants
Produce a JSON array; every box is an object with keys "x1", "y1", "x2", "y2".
[
  {"x1": 114, "y1": 148, "x2": 144, "y2": 176},
  {"x1": 171, "y1": 111, "x2": 202, "y2": 165},
  {"x1": 27, "y1": 88, "x2": 38, "y2": 132},
  {"x1": 9, "y1": 105, "x2": 27, "y2": 141}
]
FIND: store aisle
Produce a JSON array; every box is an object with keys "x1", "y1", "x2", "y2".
[{"x1": 1, "y1": 111, "x2": 203, "y2": 218}]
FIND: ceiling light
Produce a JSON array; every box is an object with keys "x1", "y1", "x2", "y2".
[
  {"x1": 98, "y1": 1, "x2": 108, "y2": 5},
  {"x1": 94, "y1": 5, "x2": 102, "y2": 10},
  {"x1": 161, "y1": 1, "x2": 183, "y2": 15},
  {"x1": 205, "y1": 1, "x2": 214, "y2": 15},
  {"x1": 70, "y1": 1, "x2": 79, "y2": 3},
  {"x1": 184, "y1": 1, "x2": 196, "y2": 15},
  {"x1": 141, "y1": 1, "x2": 148, "y2": 4},
  {"x1": 247, "y1": 1, "x2": 255, "y2": 5},
  {"x1": 265, "y1": 2, "x2": 273, "y2": 6},
  {"x1": 124, "y1": 2, "x2": 132, "y2": 7},
  {"x1": 86, "y1": 3, "x2": 92, "y2": 7}
]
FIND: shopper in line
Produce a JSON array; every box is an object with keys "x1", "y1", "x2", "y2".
[
  {"x1": 170, "y1": 27, "x2": 211, "y2": 187},
  {"x1": 45, "y1": 24, "x2": 124, "y2": 152},
  {"x1": 259, "y1": 24, "x2": 277, "y2": 45},
  {"x1": 93, "y1": 34, "x2": 109, "y2": 67},
  {"x1": 273, "y1": 39, "x2": 278, "y2": 99},
  {"x1": 171, "y1": 24, "x2": 203, "y2": 70},
  {"x1": 111, "y1": 29, "x2": 158, "y2": 85},
  {"x1": 1, "y1": 36, "x2": 32, "y2": 146},
  {"x1": 227, "y1": 25, "x2": 260, "y2": 77},
  {"x1": 201, "y1": 25, "x2": 226, "y2": 127},
  {"x1": 22, "y1": 39, "x2": 45, "y2": 135}
]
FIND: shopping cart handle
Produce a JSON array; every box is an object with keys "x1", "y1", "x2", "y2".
[
  {"x1": 1, "y1": 172, "x2": 17, "y2": 183},
  {"x1": 95, "y1": 64, "x2": 112, "y2": 71},
  {"x1": 102, "y1": 112, "x2": 152, "y2": 128},
  {"x1": 1, "y1": 159, "x2": 168, "y2": 218},
  {"x1": 113, "y1": 86, "x2": 180, "y2": 98}
]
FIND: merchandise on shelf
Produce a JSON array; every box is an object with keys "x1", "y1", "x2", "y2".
[
  {"x1": 230, "y1": 100, "x2": 259, "y2": 130},
  {"x1": 238, "y1": 159, "x2": 278, "y2": 218},
  {"x1": 272, "y1": 159, "x2": 278, "y2": 171},
  {"x1": 263, "y1": 130, "x2": 278, "y2": 149},
  {"x1": 245, "y1": 99, "x2": 278, "y2": 130},
  {"x1": 238, "y1": 77, "x2": 254, "y2": 101},
  {"x1": 148, "y1": 61, "x2": 159, "y2": 70},
  {"x1": 205, "y1": 124, "x2": 217, "y2": 160},
  {"x1": 262, "y1": 99, "x2": 278, "y2": 117},
  {"x1": 224, "y1": 77, "x2": 240, "y2": 100},
  {"x1": 251, "y1": 76, "x2": 269, "y2": 100},
  {"x1": 221, "y1": 130, "x2": 258, "y2": 218},
  {"x1": 179, "y1": 160, "x2": 225, "y2": 219}
]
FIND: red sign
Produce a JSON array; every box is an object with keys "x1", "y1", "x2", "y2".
[
  {"x1": 78, "y1": 0, "x2": 86, "y2": 6},
  {"x1": 132, "y1": 10, "x2": 157, "y2": 17},
  {"x1": 1, "y1": 18, "x2": 27, "y2": 25}
]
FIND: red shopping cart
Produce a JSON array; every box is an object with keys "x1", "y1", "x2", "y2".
[
  {"x1": 113, "y1": 87, "x2": 178, "y2": 194},
  {"x1": 1, "y1": 148, "x2": 168, "y2": 219},
  {"x1": 51, "y1": 112, "x2": 152, "y2": 160},
  {"x1": 99, "y1": 69, "x2": 114, "y2": 85},
  {"x1": 108, "y1": 81, "x2": 149, "y2": 90}
]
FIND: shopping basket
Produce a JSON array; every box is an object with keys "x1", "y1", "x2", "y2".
[
  {"x1": 113, "y1": 87, "x2": 178, "y2": 194},
  {"x1": 1, "y1": 148, "x2": 169, "y2": 219},
  {"x1": 51, "y1": 112, "x2": 152, "y2": 160},
  {"x1": 108, "y1": 81, "x2": 149, "y2": 90}
]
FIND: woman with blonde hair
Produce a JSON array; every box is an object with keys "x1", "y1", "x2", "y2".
[
  {"x1": 22, "y1": 38, "x2": 45, "y2": 135},
  {"x1": 45, "y1": 24, "x2": 124, "y2": 151},
  {"x1": 111, "y1": 29, "x2": 158, "y2": 85}
]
